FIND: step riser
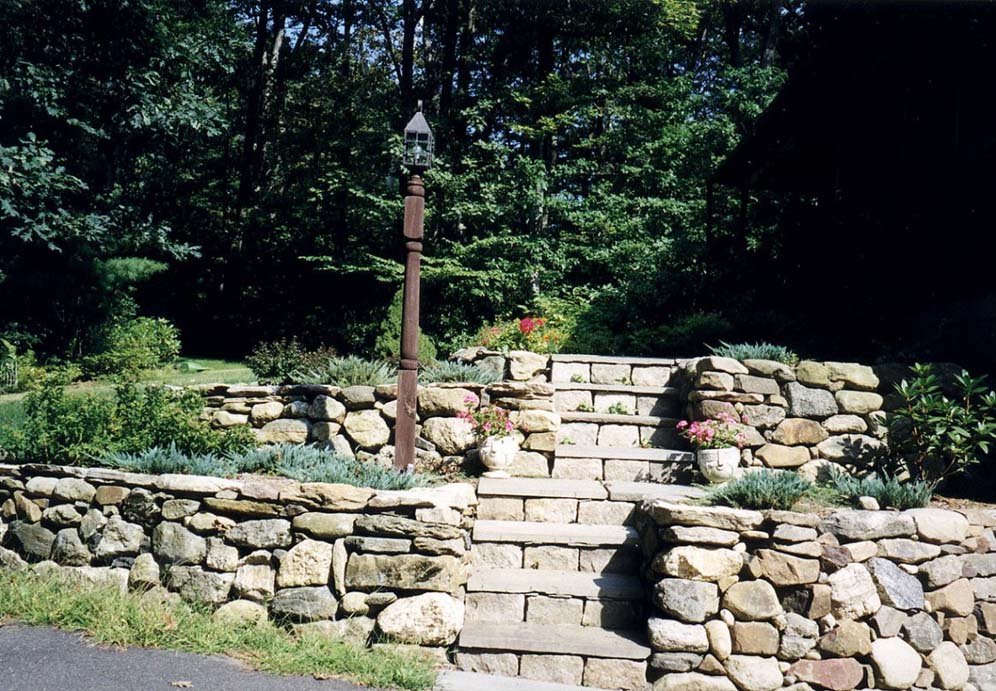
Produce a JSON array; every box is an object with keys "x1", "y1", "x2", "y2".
[
  {"x1": 553, "y1": 391, "x2": 680, "y2": 418},
  {"x1": 465, "y1": 593, "x2": 644, "y2": 629},
  {"x1": 473, "y1": 520, "x2": 639, "y2": 547},
  {"x1": 558, "y1": 423, "x2": 679, "y2": 450},
  {"x1": 470, "y1": 543, "x2": 641, "y2": 574},
  {"x1": 449, "y1": 659, "x2": 648, "y2": 691},
  {"x1": 478, "y1": 497, "x2": 637, "y2": 525},
  {"x1": 459, "y1": 622, "x2": 652, "y2": 660},
  {"x1": 551, "y1": 457, "x2": 694, "y2": 483}
]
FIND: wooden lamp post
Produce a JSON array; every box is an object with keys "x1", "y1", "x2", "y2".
[{"x1": 394, "y1": 108, "x2": 433, "y2": 471}]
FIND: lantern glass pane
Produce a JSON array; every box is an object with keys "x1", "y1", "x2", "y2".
[{"x1": 403, "y1": 130, "x2": 433, "y2": 169}]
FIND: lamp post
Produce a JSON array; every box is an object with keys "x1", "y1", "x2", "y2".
[{"x1": 394, "y1": 108, "x2": 434, "y2": 471}]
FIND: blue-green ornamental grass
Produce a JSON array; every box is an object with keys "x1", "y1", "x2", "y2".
[
  {"x1": 827, "y1": 471, "x2": 934, "y2": 510},
  {"x1": 292, "y1": 356, "x2": 397, "y2": 387},
  {"x1": 705, "y1": 470, "x2": 814, "y2": 510},
  {"x1": 418, "y1": 361, "x2": 500, "y2": 385},
  {"x1": 103, "y1": 443, "x2": 437, "y2": 491},
  {"x1": 707, "y1": 341, "x2": 799, "y2": 365}
]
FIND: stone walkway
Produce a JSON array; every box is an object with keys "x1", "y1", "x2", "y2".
[{"x1": 0, "y1": 624, "x2": 373, "y2": 690}]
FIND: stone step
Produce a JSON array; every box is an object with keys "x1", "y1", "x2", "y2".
[
  {"x1": 436, "y1": 670, "x2": 617, "y2": 691},
  {"x1": 556, "y1": 446, "x2": 693, "y2": 463},
  {"x1": 468, "y1": 568, "x2": 643, "y2": 599},
  {"x1": 551, "y1": 354, "x2": 680, "y2": 366},
  {"x1": 478, "y1": 477, "x2": 608, "y2": 500},
  {"x1": 559, "y1": 412, "x2": 677, "y2": 427},
  {"x1": 459, "y1": 622, "x2": 652, "y2": 659},
  {"x1": 473, "y1": 520, "x2": 639, "y2": 547},
  {"x1": 552, "y1": 383, "x2": 679, "y2": 396},
  {"x1": 604, "y1": 482, "x2": 706, "y2": 503}
]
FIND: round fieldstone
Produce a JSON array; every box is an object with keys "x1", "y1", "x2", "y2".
[
  {"x1": 270, "y1": 586, "x2": 338, "y2": 622},
  {"x1": 722, "y1": 579, "x2": 782, "y2": 621},
  {"x1": 376, "y1": 592, "x2": 463, "y2": 646},
  {"x1": 871, "y1": 637, "x2": 922, "y2": 689},
  {"x1": 654, "y1": 579, "x2": 720, "y2": 623}
]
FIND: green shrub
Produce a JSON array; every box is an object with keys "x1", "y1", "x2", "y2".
[
  {"x1": 245, "y1": 338, "x2": 338, "y2": 385},
  {"x1": 705, "y1": 470, "x2": 813, "y2": 510},
  {"x1": 293, "y1": 356, "x2": 397, "y2": 387},
  {"x1": 0, "y1": 380, "x2": 254, "y2": 464},
  {"x1": 105, "y1": 444, "x2": 436, "y2": 490},
  {"x1": 374, "y1": 289, "x2": 438, "y2": 365},
  {"x1": 827, "y1": 471, "x2": 935, "y2": 510},
  {"x1": 419, "y1": 361, "x2": 500, "y2": 384},
  {"x1": 82, "y1": 317, "x2": 181, "y2": 376},
  {"x1": 708, "y1": 341, "x2": 799, "y2": 365},
  {"x1": 888, "y1": 363, "x2": 996, "y2": 482}
]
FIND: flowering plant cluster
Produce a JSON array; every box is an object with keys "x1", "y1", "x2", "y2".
[
  {"x1": 475, "y1": 315, "x2": 564, "y2": 354},
  {"x1": 676, "y1": 412, "x2": 748, "y2": 450},
  {"x1": 457, "y1": 394, "x2": 516, "y2": 439}
]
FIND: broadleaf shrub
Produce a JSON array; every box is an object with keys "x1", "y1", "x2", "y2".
[
  {"x1": 0, "y1": 380, "x2": 254, "y2": 464},
  {"x1": 104, "y1": 444, "x2": 436, "y2": 490},
  {"x1": 888, "y1": 363, "x2": 996, "y2": 482},
  {"x1": 705, "y1": 470, "x2": 813, "y2": 510},
  {"x1": 82, "y1": 317, "x2": 181, "y2": 376},
  {"x1": 246, "y1": 338, "x2": 337, "y2": 385},
  {"x1": 707, "y1": 341, "x2": 799, "y2": 365},
  {"x1": 826, "y1": 471, "x2": 934, "y2": 510},
  {"x1": 419, "y1": 362, "x2": 500, "y2": 384},
  {"x1": 293, "y1": 356, "x2": 397, "y2": 387}
]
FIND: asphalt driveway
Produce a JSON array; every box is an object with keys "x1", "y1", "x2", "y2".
[{"x1": 0, "y1": 624, "x2": 380, "y2": 691}]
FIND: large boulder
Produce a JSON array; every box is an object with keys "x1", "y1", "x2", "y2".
[
  {"x1": 51, "y1": 528, "x2": 91, "y2": 566},
  {"x1": 270, "y1": 586, "x2": 338, "y2": 622},
  {"x1": 927, "y1": 641, "x2": 969, "y2": 690},
  {"x1": 11, "y1": 521, "x2": 56, "y2": 559},
  {"x1": 167, "y1": 566, "x2": 234, "y2": 604},
  {"x1": 749, "y1": 550, "x2": 820, "y2": 586},
  {"x1": 652, "y1": 672, "x2": 737, "y2": 691},
  {"x1": 152, "y1": 522, "x2": 206, "y2": 564},
  {"x1": 821, "y1": 511, "x2": 915, "y2": 541},
  {"x1": 343, "y1": 410, "x2": 390, "y2": 449},
  {"x1": 647, "y1": 618, "x2": 709, "y2": 653},
  {"x1": 788, "y1": 659, "x2": 864, "y2": 691},
  {"x1": 659, "y1": 546, "x2": 744, "y2": 582},
  {"x1": 828, "y1": 564, "x2": 881, "y2": 619},
  {"x1": 865, "y1": 557, "x2": 924, "y2": 610},
  {"x1": 225, "y1": 519, "x2": 292, "y2": 550},
  {"x1": 785, "y1": 382, "x2": 838, "y2": 418},
  {"x1": 654, "y1": 579, "x2": 720, "y2": 623},
  {"x1": 816, "y1": 434, "x2": 884, "y2": 463},
  {"x1": 345, "y1": 553, "x2": 465, "y2": 594},
  {"x1": 308, "y1": 395, "x2": 346, "y2": 423},
  {"x1": 903, "y1": 508, "x2": 969, "y2": 544},
  {"x1": 257, "y1": 418, "x2": 311, "y2": 444},
  {"x1": 771, "y1": 418, "x2": 829, "y2": 445},
  {"x1": 375, "y1": 592, "x2": 463, "y2": 646},
  {"x1": 724, "y1": 655, "x2": 783, "y2": 691},
  {"x1": 870, "y1": 637, "x2": 922, "y2": 689},
  {"x1": 417, "y1": 387, "x2": 475, "y2": 417},
  {"x1": 276, "y1": 539, "x2": 332, "y2": 588},
  {"x1": 421, "y1": 416, "x2": 476, "y2": 455},
  {"x1": 722, "y1": 580, "x2": 782, "y2": 621}
]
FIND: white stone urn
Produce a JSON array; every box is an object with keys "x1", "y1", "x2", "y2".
[
  {"x1": 479, "y1": 435, "x2": 519, "y2": 479},
  {"x1": 697, "y1": 447, "x2": 740, "y2": 484}
]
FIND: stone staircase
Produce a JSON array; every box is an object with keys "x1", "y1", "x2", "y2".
[{"x1": 452, "y1": 355, "x2": 703, "y2": 690}]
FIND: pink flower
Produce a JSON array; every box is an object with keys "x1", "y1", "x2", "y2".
[
  {"x1": 676, "y1": 420, "x2": 688, "y2": 430},
  {"x1": 504, "y1": 421, "x2": 514, "y2": 432},
  {"x1": 464, "y1": 394, "x2": 480, "y2": 404}
]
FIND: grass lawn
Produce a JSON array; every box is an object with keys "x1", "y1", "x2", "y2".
[
  {"x1": 141, "y1": 358, "x2": 256, "y2": 387},
  {"x1": 0, "y1": 570, "x2": 437, "y2": 690}
]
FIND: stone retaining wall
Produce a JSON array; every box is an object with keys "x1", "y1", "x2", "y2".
[
  {"x1": 0, "y1": 463, "x2": 479, "y2": 658},
  {"x1": 678, "y1": 357, "x2": 905, "y2": 480},
  {"x1": 197, "y1": 380, "x2": 559, "y2": 476},
  {"x1": 641, "y1": 499, "x2": 996, "y2": 691}
]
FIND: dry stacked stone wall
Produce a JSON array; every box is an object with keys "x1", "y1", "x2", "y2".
[
  {"x1": 0, "y1": 463, "x2": 478, "y2": 658},
  {"x1": 197, "y1": 380, "x2": 559, "y2": 476},
  {"x1": 678, "y1": 356, "x2": 905, "y2": 479},
  {"x1": 641, "y1": 499, "x2": 996, "y2": 691}
]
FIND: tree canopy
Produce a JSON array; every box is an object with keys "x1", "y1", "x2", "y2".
[{"x1": 0, "y1": 0, "x2": 810, "y2": 361}]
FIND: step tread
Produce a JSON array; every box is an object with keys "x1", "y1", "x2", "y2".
[
  {"x1": 556, "y1": 446, "x2": 693, "y2": 462},
  {"x1": 437, "y1": 670, "x2": 617, "y2": 691},
  {"x1": 559, "y1": 412, "x2": 677, "y2": 426},
  {"x1": 468, "y1": 568, "x2": 643, "y2": 599},
  {"x1": 605, "y1": 482, "x2": 707, "y2": 503},
  {"x1": 459, "y1": 621, "x2": 651, "y2": 659},
  {"x1": 553, "y1": 383, "x2": 678, "y2": 396},
  {"x1": 473, "y1": 520, "x2": 639, "y2": 547},
  {"x1": 478, "y1": 477, "x2": 608, "y2": 500},
  {"x1": 551, "y1": 354, "x2": 681, "y2": 366}
]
